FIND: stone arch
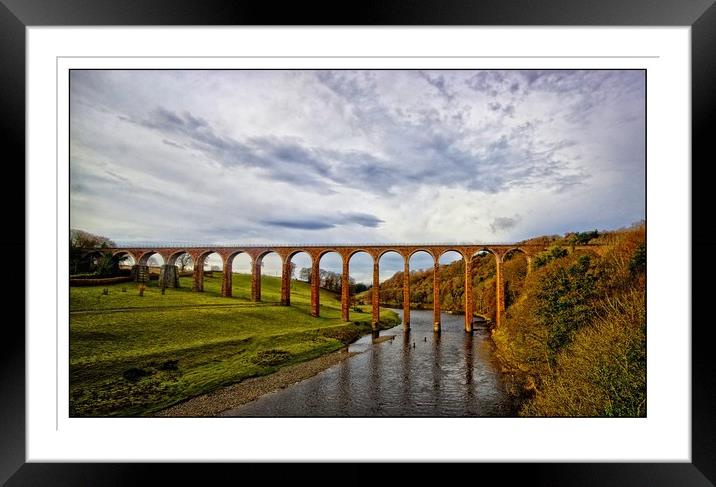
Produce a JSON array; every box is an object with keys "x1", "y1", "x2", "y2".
[
  {"x1": 220, "y1": 250, "x2": 249, "y2": 298},
  {"x1": 437, "y1": 248, "x2": 468, "y2": 261},
  {"x1": 407, "y1": 248, "x2": 437, "y2": 261},
  {"x1": 377, "y1": 250, "x2": 404, "y2": 286},
  {"x1": 136, "y1": 251, "x2": 166, "y2": 285},
  {"x1": 164, "y1": 251, "x2": 195, "y2": 284},
  {"x1": 472, "y1": 247, "x2": 500, "y2": 261},
  {"x1": 192, "y1": 249, "x2": 226, "y2": 292},
  {"x1": 375, "y1": 250, "x2": 405, "y2": 330},
  {"x1": 347, "y1": 250, "x2": 374, "y2": 324},
  {"x1": 250, "y1": 250, "x2": 282, "y2": 302},
  {"x1": 503, "y1": 246, "x2": 529, "y2": 259},
  {"x1": 317, "y1": 248, "x2": 342, "y2": 260},
  {"x1": 112, "y1": 251, "x2": 136, "y2": 278},
  {"x1": 407, "y1": 250, "x2": 438, "y2": 330},
  {"x1": 407, "y1": 250, "x2": 436, "y2": 275},
  {"x1": 377, "y1": 248, "x2": 403, "y2": 260},
  {"x1": 192, "y1": 250, "x2": 223, "y2": 293},
  {"x1": 112, "y1": 250, "x2": 137, "y2": 266},
  {"x1": 313, "y1": 250, "x2": 344, "y2": 318},
  {"x1": 224, "y1": 250, "x2": 248, "y2": 270},
  {"x1": 138, "y1": 250, "x2": 166, "y2": 266},
  {"x1": 282, "y1": 250, "x2": 312, "y2": 307},
  {"x1": 346, "y1": 248, "x2": 374, "y2": 260},
  {"x1": 500, "y1": 247, "x2": 530, "y2": 312},
  {"x1": 502, "y1": 246, "x2": 532, "y2": 273},
  {"x1": 436, "y1": 250, "x2": 465, "y2": 321},
  {"x1": 471, "y1": 248, "x2": 505, "y2": 329}
]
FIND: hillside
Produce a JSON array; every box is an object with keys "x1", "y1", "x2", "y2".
[
  {"x1": 496, "y1": 224, "x2": 646, "y2": 416},
  {"x1": 70, "y1": 273, "x2": 400, "y2": 416},
  {"x1": 360, "y1": 223, "x2": 646, "y2": 416},
  {"x1": 357, "y1": 249, "x2": 529, "y2": 322}
]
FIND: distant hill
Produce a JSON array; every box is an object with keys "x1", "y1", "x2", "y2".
[{"x1": 356, "y1": 250, "x2": 528, "y2": 322}]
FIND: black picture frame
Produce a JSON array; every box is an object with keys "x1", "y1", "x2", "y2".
[{"x1": 3, "y1": 0, "x2": 713, "y2": 483}]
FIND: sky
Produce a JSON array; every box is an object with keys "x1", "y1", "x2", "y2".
[{"x1": 70, "y1": 69, "x2": 645, "y2": 283}]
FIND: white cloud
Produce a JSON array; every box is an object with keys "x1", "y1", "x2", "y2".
[{"x1": 70, "y1": 70, "x2": 645, "y2": 283}]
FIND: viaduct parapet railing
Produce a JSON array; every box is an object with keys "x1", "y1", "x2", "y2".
[{"x1": 83, "y1": 243, "x2": 605, "y2": 332}]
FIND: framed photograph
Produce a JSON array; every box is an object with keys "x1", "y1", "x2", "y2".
[{"x1": 6, "y1": 0, "x2": 714, "y2": 482}]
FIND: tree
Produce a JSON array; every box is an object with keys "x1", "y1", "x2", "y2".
[
  {"x1": 571, "y1": 230, "x2": 599, "y2": 245},
  {"x1": 94, "y1": 252, "x2": 122, "y2": 277},
  {"x1": 536, "y1": 255, "x2": 597, "y2": 361},
  {"x1": 298, "y1": 267, "x2": 311, "y2": 283},
  {"x1": 70, "y1": 229, "x2": 115, "y2": 249},
  {"x1": 354, "y1": 282, "x2": 369, "y2": 293},
  {"x1": 69, "y1": 229, "x2": 116, "y2": 274},
  {"x1": 177, "y1": 253, "x2": 193, "y2": 272}
]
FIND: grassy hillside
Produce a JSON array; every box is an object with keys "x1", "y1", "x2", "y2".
[
  {"x1": 70, "y1": 273, "x2": 400, "y2": 416},
  {"x1": 494, "y1": 224, "x2": 646, "y2": 416},
  {"x1": 360, "y1": 251, "x2": 529, "y2": 321}
]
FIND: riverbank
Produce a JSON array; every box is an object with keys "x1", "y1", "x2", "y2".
[
  {"x1": 70, "y1": 273, "x2": 400, "y2": 416},
  {"x1": 216, "y1": 310, "x2": 518, "y2": 417},
  {"x1": 157, "y1": 348, "x2": 358, "y2": 416}
]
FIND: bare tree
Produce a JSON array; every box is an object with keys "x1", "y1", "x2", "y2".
[
  {"x1": 70, "y1": 229, "x2": 115, "y2": 249},
  {"x1": 69, "y1": 229, "x2": 116, "y2": 274},
  {"x1": 177, "y1": 253, "x2": 193, "y2": 272}
]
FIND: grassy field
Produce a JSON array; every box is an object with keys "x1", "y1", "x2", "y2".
[{"x1": 70, "y1": 273, "x2": 400, "y2": 416}]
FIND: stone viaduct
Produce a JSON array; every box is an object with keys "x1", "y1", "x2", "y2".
[{"x1": 89, "y1": 243, "x2": 603, "y2": 332}]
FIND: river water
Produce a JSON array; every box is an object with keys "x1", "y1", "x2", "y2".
[{"x1": 220, "y1": 309, "x2": 518, "y2": 417}]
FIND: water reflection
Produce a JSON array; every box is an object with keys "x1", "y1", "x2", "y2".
[{"x1": 220, "y1": 309, "x2": 517, "y2": 417}]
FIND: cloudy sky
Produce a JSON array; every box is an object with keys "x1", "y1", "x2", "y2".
[{"x1": 70, "y1": 69, "x2": 645, "y2": 282}]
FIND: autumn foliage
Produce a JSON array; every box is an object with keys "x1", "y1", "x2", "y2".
[
  {"x1": 373, "y1": 223, "x2": 646, "y2": 416},
  {"x1": 494, "y1": 223, "x2": 646, "y2": 416}
]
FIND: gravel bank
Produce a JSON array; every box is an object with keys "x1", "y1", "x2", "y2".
[{"x1": 156, "y1": 348, "x2": 357, "y2": 417}]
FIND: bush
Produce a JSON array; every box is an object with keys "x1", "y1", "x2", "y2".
[
  {"x1": 491, "y1": 224, "x2": 646, "y2": 417},
  {"x1": 571, "y1": 230, "x2": 599, "y2": 245},
  {"x1": 535, "y1": 255, "x2": 597, "y2": 361},
  {"x1": 122, "y1": 367, "x2": 151, "y2": 382},
  {"x1": 629, "y1": 243, "x2": 646, "y2": 275},
  {"x1": 533, "y1": 245, "x2": 568, "y2": 268},
  {"x1": 522, "y1": 290, "x2": 646, "y2": 417}
]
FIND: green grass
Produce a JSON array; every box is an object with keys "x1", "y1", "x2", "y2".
[{"x1": 70, "y1": 273, "x2": 400, "y2": 416}]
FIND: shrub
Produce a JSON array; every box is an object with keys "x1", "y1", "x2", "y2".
[
  {"x1": 522, "y1": 290, "x2": 646, "y2": 417},
  {"x1": 629, "y1": 243, "x2": 646, "y2": 275},
  {"x1": 535, "y1": 255, "x2": 597, "y2": 361},
  {"x1": 533, "y1": 245, "x2": 568, "y2": 268},
  {"x1": 122, "y1": 367, "x2": 150, "y2": 382}
]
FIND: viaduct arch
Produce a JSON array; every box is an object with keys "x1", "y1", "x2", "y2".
[{"x1": 99, "y1": 243, "x2": 604, "y2": 332}]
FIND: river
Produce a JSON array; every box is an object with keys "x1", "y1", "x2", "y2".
[{"x1": 219, "y1": 309, "x2": 518, "y2": 416}]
